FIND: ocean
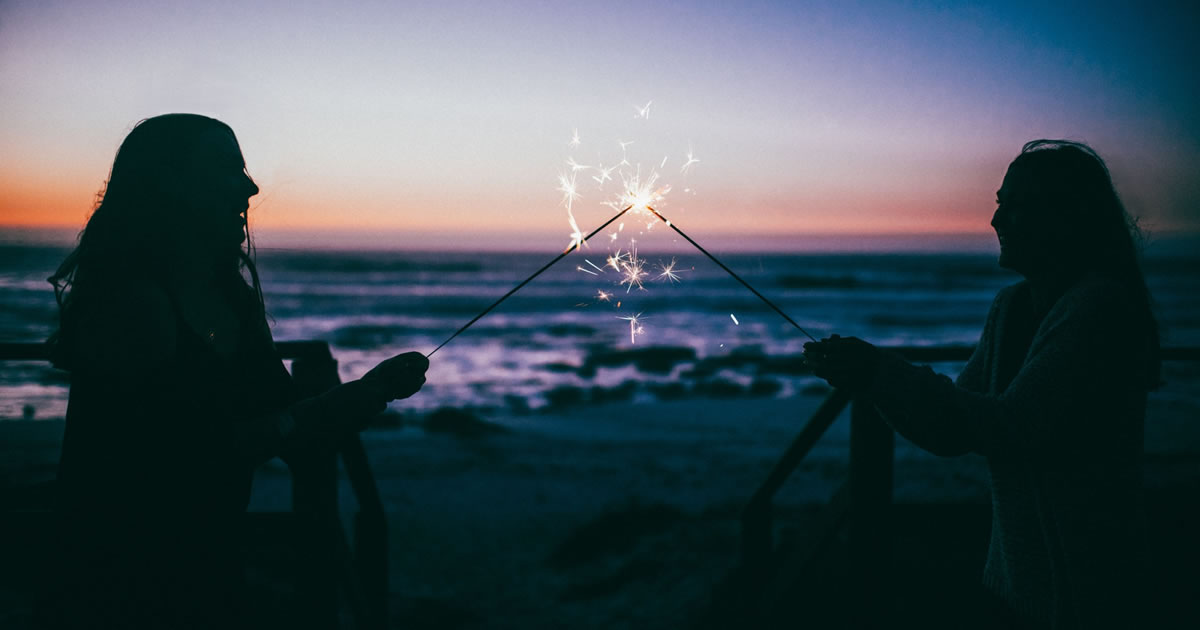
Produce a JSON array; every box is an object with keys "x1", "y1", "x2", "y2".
[{"x1": 2, "y1": 243, "x2": 1199, "y2": 421}]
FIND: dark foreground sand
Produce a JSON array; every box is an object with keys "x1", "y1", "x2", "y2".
[{"x1": 3, "y1": 389, "x2": 1200, "y2": 628}]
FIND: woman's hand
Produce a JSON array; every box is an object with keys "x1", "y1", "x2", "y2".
[
  {"x1": 803, "y1": 334, "x2": 881, "y2": 393},
  {"x1": 361, "y1": 351, "x2": 429, "y2": 402},
  {"x1": 286, "y1": 352, "x2": 430, "y2": 448}
]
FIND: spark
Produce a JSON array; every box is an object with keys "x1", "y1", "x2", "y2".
[
  {"x1": 569, "y1": 128, "x2": 581, "y2": 148},
  {"x1": 619, "y1": 246, "x2": 648, "y2": 293},
  {"x1": 557, "y1": 171, "x2": 580, "y2": 210},
  {"x1": 557, "y1": 171, "x2": 585, "y2": 251},
  {"x1": 633, "y1": 101, "x2": 652, "y2": 119},
  {"x1": 730, "y1": 314, "x2": 740, "y2": 325},
  {"x1": 657, "y1": 258, "x2": 685, "y2": 283},
  {"x1": 617, "y1": 312, "x2": 645, "y2": 344},
  {"x1": 577, "y1": 266, "x2": 598, "y2": 276},
  {"x1": 566, "y1": 156, "x2": 590, "y2": 172},
  {"x1": 608, "y1": 165, "x2": 671, "y2": 215},
  {"x1": 596, "y1": 289, "x2": 612, "y2": 302},
  {"x1": 592, "y1": 163, "x2": 615, "y2": 185},
  {"x1": 681, "y1": 146, "x2": 700, "y2": 174},
  {"x1": 606, "y1": 249, "x2": 626, "y2": 272},
  {"x1": 584, "y1": 259, "x2": 605, "y2": 273},
  {"x1": 660, "y1": 155, "x2": 668, "y2": 168}
]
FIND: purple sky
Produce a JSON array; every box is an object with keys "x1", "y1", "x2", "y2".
[{"x1": 2, "y1": 0, "x2": 1197, "y2": 251}]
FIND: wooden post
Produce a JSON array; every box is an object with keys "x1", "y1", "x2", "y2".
[
  {"x1": 342, "y1": 433, "x2": 388, "y2": 629},
  {"x1": 848, "y1": 398, "x2": 894, "y2": 625},
  {"x1": 290, "y1": 348, "x2": 342, "y2": 629}
]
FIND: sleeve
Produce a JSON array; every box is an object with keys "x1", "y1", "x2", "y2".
[{"x1": 864, "y1": 280, "x2": 1145, "y2": 459}]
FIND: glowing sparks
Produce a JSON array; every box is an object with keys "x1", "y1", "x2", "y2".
[
  {"x1": 552, "y1": 107, "x2": 707, "y2": 345},
  {"x1": 609, "y1": 166, "x2": 670, "y2": 215},
  {"x1": 730, "y1": 314, "x2": 740, "y2": 325},
  {"x1": 657, "y1": 258, "x2": 684, "y2": 283},
  {"x1": 681, "y1": 146, "x2": 700, "y2": 174},
  {"x1": 617, "y1": 312, "x2": 645, "y2": 344},
  {"x1": 557, "y1": 171, "x2": 585, "y2": 251},
  {"x1": 619, "y1": 246, "x2": 648, "y2": 293},
  {"x1": 557, "y1": 171, "x2": 580, "y2": 210},
  {"x1": 606, "y1": 249, "x2": 626, "y2": 272},
  {"x1": 592, "y1": 163, "x2": 615, "y2": 185}
]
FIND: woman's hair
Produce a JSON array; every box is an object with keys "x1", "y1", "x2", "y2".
[
  {"x1": 1012, "y1": 139, "x2": 1160, "y2": 387},
  {"x1": 48, "y1": 113, "x2": 266, "y2": 369}
]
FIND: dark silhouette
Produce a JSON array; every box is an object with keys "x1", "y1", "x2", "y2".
[
  {"x1": 37, "y1": 113, "x2": 428, "y2": 628},
  {"x1": 804, "y1": 140, "x2": 1159, "y2": 629}
]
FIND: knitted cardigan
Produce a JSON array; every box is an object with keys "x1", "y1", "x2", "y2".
[{"x1": 867, "y1": 273, "x2": 1148, "y2": 629}]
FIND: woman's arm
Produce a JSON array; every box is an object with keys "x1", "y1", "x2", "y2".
[{"x1": 865, "y1": 279, "x2": 1145, "y2": 459}]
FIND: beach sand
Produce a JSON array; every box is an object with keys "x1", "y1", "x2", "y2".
[{"x1": 3, "y1": 387, "x2": 1200, "y2": 628}]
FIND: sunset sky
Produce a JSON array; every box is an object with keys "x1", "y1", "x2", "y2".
[{"x1": 2, "y1": 0, "x2": 1197, "y2": 251}]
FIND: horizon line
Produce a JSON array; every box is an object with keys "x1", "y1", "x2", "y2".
[{"x1": 3, "y1": 224, "x2": 1198, "y2": 255}]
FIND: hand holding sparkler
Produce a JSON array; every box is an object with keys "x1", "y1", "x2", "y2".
[{"x1": 803, "y1": 334, "x2": 880, "y2": 392}]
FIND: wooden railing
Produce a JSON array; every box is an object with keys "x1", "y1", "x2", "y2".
[
  {"x1": 0, "y1": 340, "x2": 387, "y2": 630},
  {"x1": 738, "y1": 345, "x2": 1200, "y2": 625}
]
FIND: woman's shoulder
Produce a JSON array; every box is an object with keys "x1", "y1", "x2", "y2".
[
  {"x1": 1060, "y1": 272, "x2": 1138, "y2": 313},
  {"x1": 991, "y1": 279, "x2": 1030, "y2": 311}
]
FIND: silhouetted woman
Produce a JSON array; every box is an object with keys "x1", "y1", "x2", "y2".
[
  {"x1": 39, "y1": 113, "x2": 429, "y2": 628},
  {"x1": 804, "y1": 140, "x2": 1158, "y2": 629}
]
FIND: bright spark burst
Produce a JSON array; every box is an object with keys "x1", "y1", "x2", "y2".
[
  {"x1": 606, "y1": 249, "x2": 626, "y2": 272},
  {"x1": 619, "y1": 246, "x2": 648, "y2": 293},
  {"x1": 569, "y1": 128, "x2": 581, "y2": 148},
  {"x1": 617, "y1": 312, "x2": 645, "y2": 344},
  {"x1": 608, "y1": 165, "x2": 671, "y2": 215},
  {"x1": 657, "y1": 258, "x2": 684, "y2": 283},
  {"x1": 566, "y1": 157, "x2": 590, "y2": 172},
  {"x1": 597, "y1": 290, "x2": 612, "y2": 302},
  {"x1": 633, "y1": 101, "x2": 652, "y2": 119},
  {"x1": 681, "y1": 146, "x2": 700, "y2": 174}
]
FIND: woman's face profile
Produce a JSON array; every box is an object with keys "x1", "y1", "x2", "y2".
[
  {"x1": 180, "y1": 127, "x2": 260, "y2": 254},
  {"x1": 991, "y1": 162, "x2": 1053, "y2": 277}
]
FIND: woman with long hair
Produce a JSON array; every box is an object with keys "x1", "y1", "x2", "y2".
[
  {"x1": 39, "y1": 113, "x2": 428, "y2": 628},
  {"x1": 804, "y1": 140, "x2": 1158, "y2": 629}
]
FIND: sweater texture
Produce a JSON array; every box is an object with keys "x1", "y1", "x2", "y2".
[{"x1": 867, "y1": 274, "x2": 1148, "y2": 629}]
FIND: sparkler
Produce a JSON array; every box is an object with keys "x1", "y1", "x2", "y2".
[
  {"x1": 427, "y1": 204, "x2": 635, "y2": 357},
  {"x1": 643, "y1": 206, "x2": 817, "y2": 342},
  {"x1": 430, "y1": 105, "x2": 815, "y2": 357}
]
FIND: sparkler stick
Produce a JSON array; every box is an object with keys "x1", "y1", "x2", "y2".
[
  {"x1": 427, "y1": 205, "x2": 635, "y2": 357},
  {"x1": 645, "y1": 207, "x2": 818, "y2": 342}
]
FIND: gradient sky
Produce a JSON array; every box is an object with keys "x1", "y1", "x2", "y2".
[{"x1": 2, "y1": 0, "x2": 1197, "y2": 251}]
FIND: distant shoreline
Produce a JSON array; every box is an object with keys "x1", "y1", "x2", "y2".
[{"x1": 4, "y1": 230, "x2": 1200, "y2": 258}]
